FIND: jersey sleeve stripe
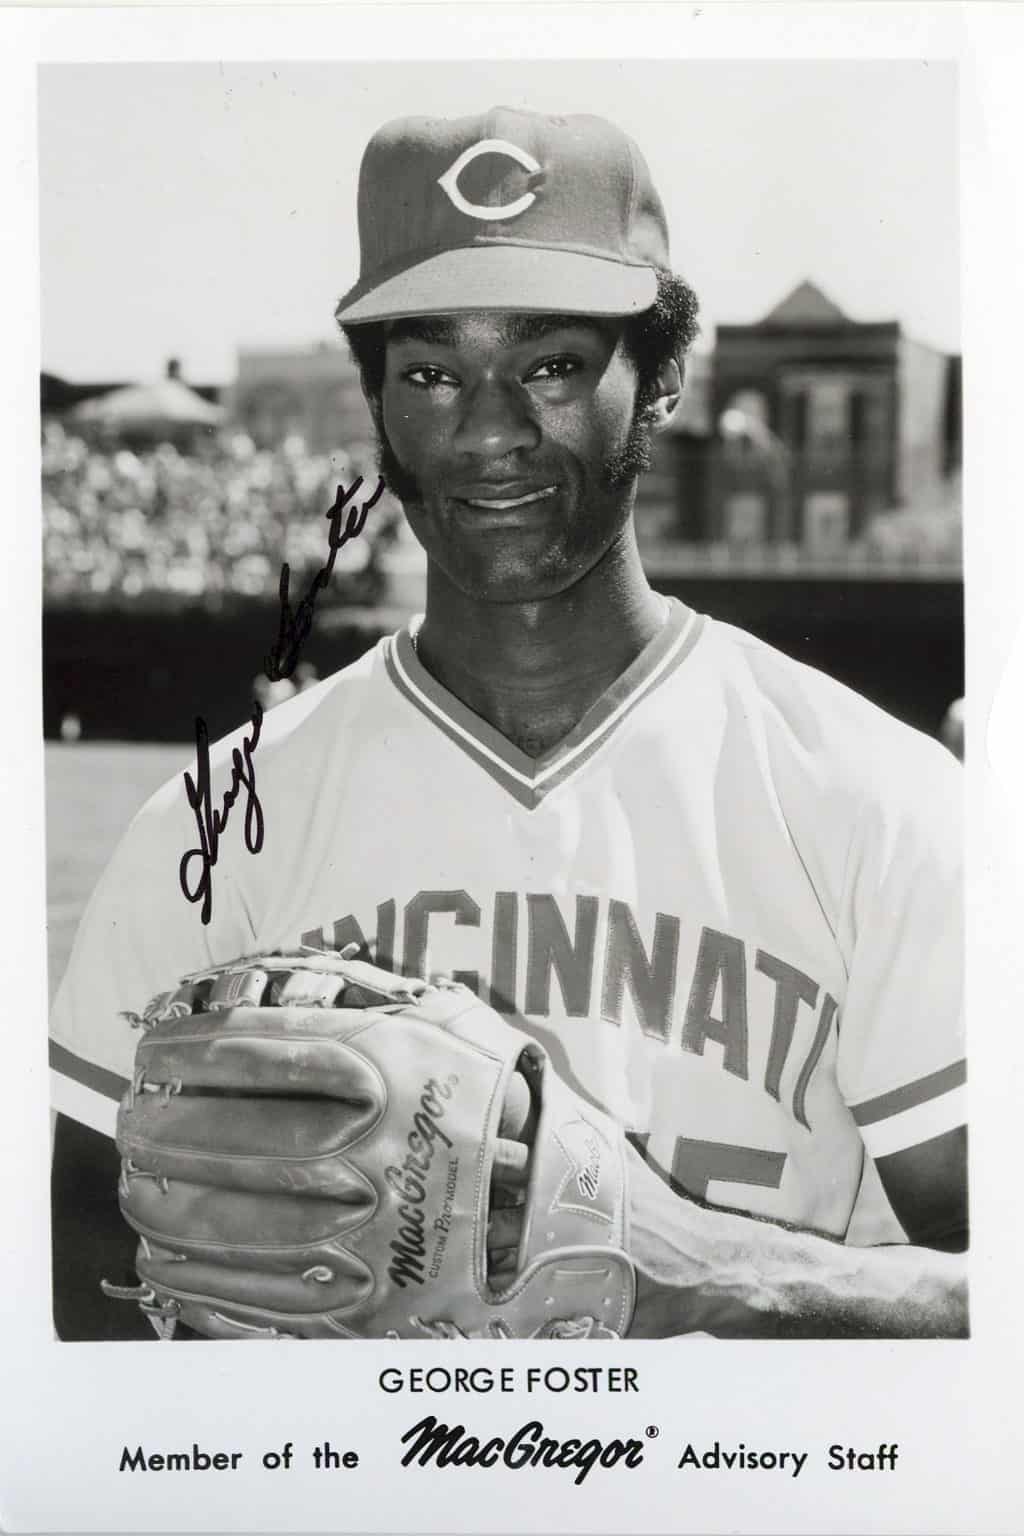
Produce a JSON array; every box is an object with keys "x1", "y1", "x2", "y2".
[
  {"x1": 50, "y1": 1070, "x2": 120, "y2": 1139},
  {"x1": 49, "y1": 1039, "x2": 128, "y2": 1104},
  {"x1": 849, "y1": 1058, "x2": 966, "y2": 1128},
  {"x1": 858, "y1": 1084, "x2": 966, "y2": 1160}
]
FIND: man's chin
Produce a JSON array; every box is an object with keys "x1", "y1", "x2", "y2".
[{"x1": 439, "y1": 553, "x2": 575, "y2": 607}]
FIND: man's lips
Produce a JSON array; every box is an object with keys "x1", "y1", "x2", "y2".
[{"x1": 455, "y1": 484, "x2": 558, "y2": 511}]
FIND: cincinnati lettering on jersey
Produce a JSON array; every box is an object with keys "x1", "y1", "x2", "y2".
[{"x1": 302, "y1": 891, "x2": 839, "y2": 1138}]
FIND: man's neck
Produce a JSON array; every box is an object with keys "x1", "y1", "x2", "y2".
[{"x1": 414, "y1": 532, "x2": 667, "y2": 759}]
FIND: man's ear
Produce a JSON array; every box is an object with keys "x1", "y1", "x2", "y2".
[{"x1": 650, "y1": 358, "x2": 683, "y2": 432}]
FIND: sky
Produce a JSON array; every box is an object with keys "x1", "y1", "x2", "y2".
[{"x1": 38, "y1": 59, "x2": 958, "y2": 385}]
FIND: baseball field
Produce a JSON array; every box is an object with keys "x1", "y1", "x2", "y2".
[{"x1": 45, "y1": 741, "x2": 191, "y2": 1002}]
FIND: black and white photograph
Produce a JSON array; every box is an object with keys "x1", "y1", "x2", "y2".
[
  {"x1": 3, "y1": 6, "x2": 1023, "y2": 1533},
  {"x1": 44, "y1": 55, "x2": 966, "y2": 1346}
]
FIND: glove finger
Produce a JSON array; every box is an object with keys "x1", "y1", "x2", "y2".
[
  {"x1": 485, "y1": 1204, "x2": 525, "y2": 1283},
  {"x1": 487, "y1": 1250, "x2": 520, "y2": 1281},
  {"x1": 138, "y1": 1247, "x2": 373, "y2": 1319},
  {"x1": 491, "y1": 1138, "x2": 529, "y2": 1184},
  {"x1": 119, "y1": 1095, "x2": 378, "y2": 1194},
  {"x1": 486, "y1": 1206, "x2": 524, "y2": 1250},
  {"x1": 121, "y1": 1177, "x2": 373, "y2": 1250},
  {"x1": 490, "y1": 1183, "x2": 522, "y2": 1210},
  {"x1": 134, "y1": 1013, "x2": 383, "y2": 1099}
]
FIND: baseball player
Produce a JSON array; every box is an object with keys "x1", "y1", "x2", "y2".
[{"x1": 50, "y1": 108, "x2": 965, "y2": 1339}]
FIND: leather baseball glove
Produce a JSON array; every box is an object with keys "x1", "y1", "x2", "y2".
[{"x1": 101, "y1": 949, "x2": 635, "y2": 1340}]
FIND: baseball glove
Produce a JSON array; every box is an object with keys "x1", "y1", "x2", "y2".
[{"x1": 101, "y1": 949, "x2": 635, "y2": 1340}]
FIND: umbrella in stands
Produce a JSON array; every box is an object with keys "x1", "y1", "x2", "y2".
[{"x1": 68, "y1": 359, "x2": 225, "y2": 445}]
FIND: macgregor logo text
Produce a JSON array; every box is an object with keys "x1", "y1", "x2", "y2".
[
  {"x1": 399, "y1": 1416, "x2": 645, "y2": 1486},
  {"x1": 385, "y1": 1075, "x2": 458, "y2": 1289}
]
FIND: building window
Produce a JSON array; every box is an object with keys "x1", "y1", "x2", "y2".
[
  {"x1": 803, "y1": 491, "x2": 850, "y2": 554},
  {"x1": 239, "y1": 383, "x2": 304, "y2": 448},
  {"x1": 724, "y1": 492, "x2": 768, "y2": 545},
  {"x1": 806, "y1": 379, "x2": 848, "y2": 447},
  {"x1": 849, "y1": 391, "x2": 866, "y2": 446}
]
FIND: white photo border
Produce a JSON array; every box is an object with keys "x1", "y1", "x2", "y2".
[{"x1": 2, "y1": 5, "x2": 1021, "y2": 1533}]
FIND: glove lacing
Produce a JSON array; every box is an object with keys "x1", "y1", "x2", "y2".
[{"x1": 393, "y1": 1315, "x2": 617, "y2": 1341}]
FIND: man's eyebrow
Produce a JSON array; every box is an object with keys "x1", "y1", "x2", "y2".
[
  {"x1": 386, "y1": 317, "x2": 460, "y2": 347},
  {"x1": 500, "y1": 314, "x2": 610, "y2": 347},
  {"x1": 385, "y1": 314, "x2": 613, "y2": 349}
]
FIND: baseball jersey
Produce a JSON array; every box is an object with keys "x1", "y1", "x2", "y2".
[{"x1": 50, "y1": 599, "x2": 965, "y2": 1244}]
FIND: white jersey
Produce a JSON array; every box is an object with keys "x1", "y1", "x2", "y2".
[{"x1": 50, "y1": 599, "x2": 964, "y2": 1243}]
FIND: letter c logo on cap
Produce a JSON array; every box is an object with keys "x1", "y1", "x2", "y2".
[{"x1": 437, "y1": 138, "x2": 541, "y2": 221}]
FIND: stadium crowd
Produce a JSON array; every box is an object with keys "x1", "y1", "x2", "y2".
[
  {"x1": 42, "y1": 418, "x2": 960, "y2": 607},
  {"x1": 41, "y1": 421, "x2": 406, "y2": 605},
  {"x1": 40, "y1": 420, "x2": 963, "y2": 755}
]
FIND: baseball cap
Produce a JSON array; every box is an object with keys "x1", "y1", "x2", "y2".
[{"x1": 335, "y1": 107, "x2": 670, "y2": 325}]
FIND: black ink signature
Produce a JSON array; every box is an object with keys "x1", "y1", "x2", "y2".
[
  {"x1": 178, "y1": 702, "x2": 264, "y2": 926},
  {"x1": 178, "y1": 473, "x2": 382, "y2": 924},
  {"x1": 265, "y1": 473, "x2": 386, "y2": 681}
]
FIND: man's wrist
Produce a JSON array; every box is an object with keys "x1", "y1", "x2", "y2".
[
  {"x1": 624, "y1": 1143, "x2": 777, "y2": 1336},
  {"x1": 629, "y1": 1268, "x2": 735, "y2": 1338},
  {"x1": 621, "y1": 1138, "x2": 969, "y2": 1339}
]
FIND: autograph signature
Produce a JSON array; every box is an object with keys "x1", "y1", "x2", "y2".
[
  {"x1": 266, "y1": 474, "x2": 386, "y2": 682},
  {"x1": 178, "y1": 704, "x2": 264, "y2": 926},
  {"x1": 178, "y1": 472, "x2": 384, "y2": 925}
]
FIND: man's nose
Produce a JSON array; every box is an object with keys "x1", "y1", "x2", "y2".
[{"x1": 453, "y1": 379, "x2": 541, "y2": 458}]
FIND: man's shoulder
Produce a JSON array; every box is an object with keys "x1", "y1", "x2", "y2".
[
  {"x1": 249, "y1": 638, "x2": 386, "y2": 755},
  {"x1": 121, "y1": 634, "x2": 393, "y2": 852},
  {"x1": 701, "y1": 616, "x2": 958, "y2": 795},
  {"x1": 688, "y1": 616, "x2": 961, "y2": 903}
]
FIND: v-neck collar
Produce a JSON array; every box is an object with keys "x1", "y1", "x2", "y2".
[{"x1": 383, "y1": 598, "x2": 705, "y2": 810}]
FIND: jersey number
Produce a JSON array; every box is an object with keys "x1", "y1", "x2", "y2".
[{"x1": 628, "y1": 1132, "x2": 787, "y2": 1202}]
